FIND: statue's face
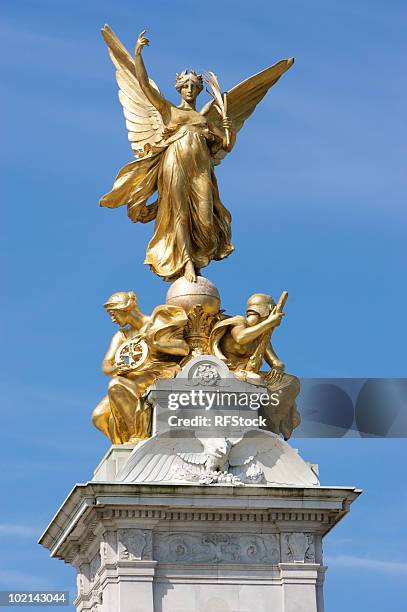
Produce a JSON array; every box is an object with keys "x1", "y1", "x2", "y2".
[
  {"x1": 107, "y1": 308, "x2": 129, "y2": 327},
  {"x1": 246, "y1": 295, "x2": 273, "y2": 324},
  {"x1": 179, "y1": 78, "x2": 200, "y2": 103},
  {"x1": 246, "y1": 310, "x2": 261, "y2": 326}
]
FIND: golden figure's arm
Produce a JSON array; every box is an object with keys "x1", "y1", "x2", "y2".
[
  {"x1": 101, "y1": 25, "x2": 165, "y2": 153},
  {"x1": 154, "y1": 337, "x2": 190, "y2": 356},
  {"x1": 134, "y1": 31, "x2": 167, "y2": 113},
  {"x1": 265, "y1": 342, "x2": 285, "y2": 370},
  {"x1": 102, "y1": 330, "x2": 126, "y2": 376},
  {"x1": 222, "y1": 123, "x2": 237, "y2": 153},
  {"x1": 208, "y1": 121, "x2": 237, "y2": 154},
  {"x1": 231, "y1": 312, "x2": 284, "y2": 346}
]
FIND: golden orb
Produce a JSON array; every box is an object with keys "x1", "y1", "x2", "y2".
[{"x1": 166, "y1": 276, "x2": 220, "y2": 314}]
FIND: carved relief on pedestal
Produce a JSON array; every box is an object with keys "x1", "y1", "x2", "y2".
[
  {"x1": 76, "y1": 569, "x2": 86, "y2": 597},
  {"x1": 281, "y1": 533, "x2": 315, "y2": 563},
  {"x1": 101, "y1": 530, "x2": 116, "y2": 565},
  {"x1": 118, "y1": 528, "x2": 153, "y2": 561},
  {"x1": 100, "y1": 541, "x2": 107, "y2": 566},
  {"x1": 76, "y1": 556, "x2": 102, "y2": 605},
  {"x1": 154, "y1": 532, "x2": 280, "y2": 565},
  {"x1": 90, "y1": 590, "x2": 102, "y2": 612},
  {"x1": 89, "y1": 552, "x2": 101, "y2": 582},
  {"x1": 192, "y1": 362, "x2": 220, "y2": 385}
]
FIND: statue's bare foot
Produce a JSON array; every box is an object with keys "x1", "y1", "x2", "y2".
[{"x1": 184, "y1": 261, "x2": 197, "y2": 283}]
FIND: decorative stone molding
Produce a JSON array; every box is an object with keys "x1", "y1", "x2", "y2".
[
  {"x1": 192, "y1": 362, "x2": 220, "y2": 385},
  {"x1": 89, "y1": 552, "x2": 101, "y2": 582},
  {"x1": 40, "y1": 481, "x2": 360, "y2": 612},
  {"x1": 101, "y1": 530, "x2": 116, "y2": 565},
  {"x1": 118, "y1": 528, "x2": 153, "y2": 561},
  {"x1": 76, "y1": 570, "x2": 86, "y2": 597},
  {"x1": 154, "y1": 532, "x2": 280, "y2": 564},
  {"x1": 281, "y1": 533, "x2": 315, "y2": 563},
  {"x1": 89, "y1": 589, "x2": 102, "y2": 612},
  {"x1": 96, "y1": 507, "x2": 333, "y2": 524}
]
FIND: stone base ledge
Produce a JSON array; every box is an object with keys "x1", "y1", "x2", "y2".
[
  {"x1": 39, "y1": 481, "x2": 360, "y2": 560},
  {"x1": 40, "y1": 480, "x2": 359, "y2": 612}
]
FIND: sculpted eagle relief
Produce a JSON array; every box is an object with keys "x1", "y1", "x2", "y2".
[{"x1": 100, "y1": 26, "x2": 293, "y2": 282}]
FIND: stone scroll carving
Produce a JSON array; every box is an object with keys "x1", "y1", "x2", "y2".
[
  {"x1": 281, "y1": 533, "x2": 315, "y2": 563},
  {"x1": 154, "y1": 533, "x2": 280, "y2": 565},
  {"x1": 118, "y1": 528, "x2": 153, "y2": 560}
]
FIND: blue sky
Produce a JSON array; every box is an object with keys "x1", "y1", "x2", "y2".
[{"x1": 1, "y1": 0, "x2": 406, "y2": 609}]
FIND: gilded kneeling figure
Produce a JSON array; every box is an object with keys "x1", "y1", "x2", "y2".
[
  {"x1": 92, "y1": 291, "x2": 189, "y2": 444},
  {"x1": 210, "y1": 293, "x2": 301, "y2": 440}
]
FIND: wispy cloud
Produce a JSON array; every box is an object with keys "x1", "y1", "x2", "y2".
[
  {"x1": 327, "y1": 555, "x2": 407, "y2": 575},
  {"x1": 0, "y1": 524, "x2": 40, "y2": 538}
]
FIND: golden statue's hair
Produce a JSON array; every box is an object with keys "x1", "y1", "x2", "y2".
[
  {"x1": 103, "y1": 291, "x2": 138, "y2": 312},
  {"x1": 175, "y1": 70, "x2": 203, "y2": 93}
]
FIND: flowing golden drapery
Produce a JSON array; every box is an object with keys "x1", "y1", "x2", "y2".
[
  {"x1": 100, "y1": 121, "x2": 234, "y2": 280},
  {"x1": 92, "y1": 304, "x2": 189, "y2": 444},
  {"x1": 100, "y1": 25, "x2": 294, "y2": 281}
]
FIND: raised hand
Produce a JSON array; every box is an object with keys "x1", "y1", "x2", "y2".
[
  {"x1": 135, "y1": 30, "x2": 149, "y2": 56},
  {"x1": 222, "y1": 117, "x2": 232, "y2": 131},
  {"x1": 266, "y1": 309, "x2": 285, "y2": 328},
  {"x1": 115, "y1": 361, "x2": 131, "y2": 376}
]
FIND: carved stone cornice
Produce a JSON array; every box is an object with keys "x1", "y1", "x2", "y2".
[{"x1": 39, "y1": 482, "x2": 361, "y2": 563}]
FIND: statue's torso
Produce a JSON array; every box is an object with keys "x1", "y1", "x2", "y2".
[
  {"x1": 161, "y1": 105, "x2": 214, "y2": 146},
  {"x1": 220, "y1": 326, "x2": 260, "y2": 367},
  {"x1": 168, "y1": 106, "x2": 208, "y2": 129}
]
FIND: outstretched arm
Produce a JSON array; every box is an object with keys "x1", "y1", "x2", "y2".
[
  {"x1": 134, "y1": 31, "x2": 167, "y2": 113},
  {"x1": 231, "y1": 311, "x2": 284, "y2": 346},
  {"x1": 153, "y1": 335, "x2": 189, "y2": 357}
]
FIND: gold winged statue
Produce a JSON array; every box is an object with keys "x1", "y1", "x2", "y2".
[{"x1": 100, "y1": 26, "x2": 294, "y2": 282}]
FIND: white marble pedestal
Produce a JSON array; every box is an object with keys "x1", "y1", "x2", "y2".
[{"x1": 39, "y1": 474, "x2": 360, "y2": 612}]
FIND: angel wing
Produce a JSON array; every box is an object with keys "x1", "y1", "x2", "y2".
[
  {"x1": 228, "y1": 429, "x2": 319, "y2": 486},
  {"x1": 202, "y1": 58, "x2": 294, "y2": 164},
  {"x1": 101, "y1": 25, "x2": 164, "y2": 154},
  {"x1": 116, "y1": 430, "x2": 207, "y2": 484}
]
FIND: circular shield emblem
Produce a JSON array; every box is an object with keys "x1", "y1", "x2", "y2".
[{"x1": 114, "y1": 338, "x2": 149, "y2": 369}]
